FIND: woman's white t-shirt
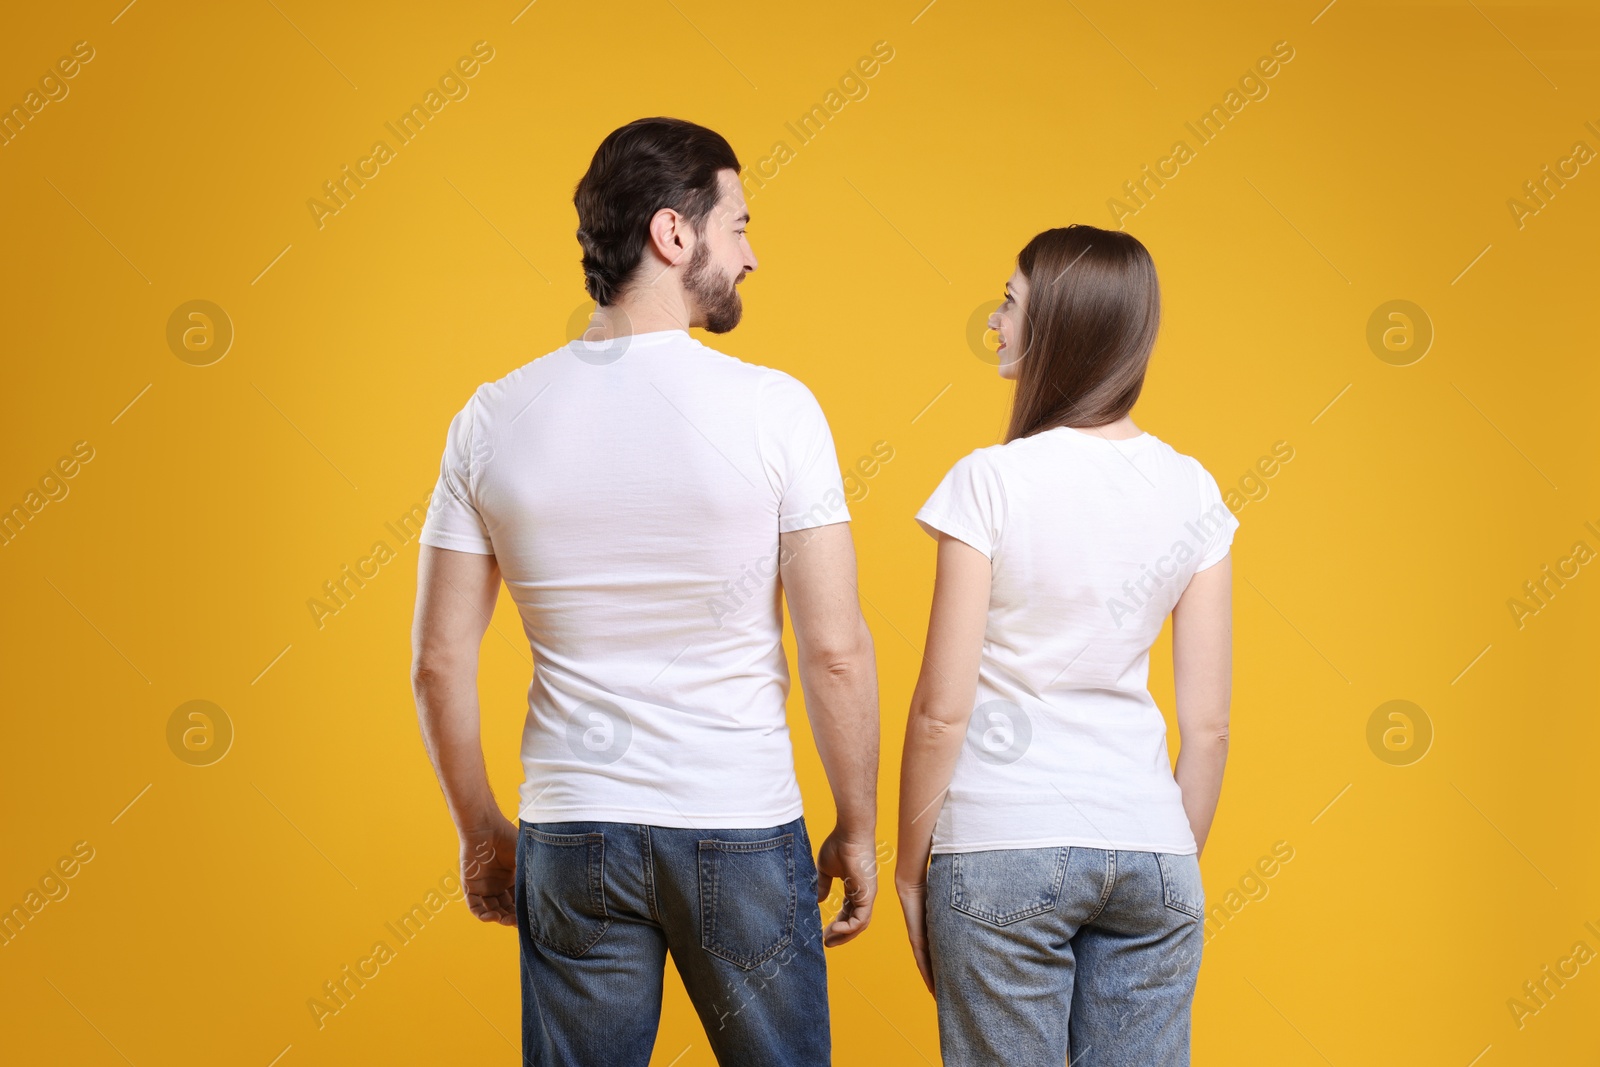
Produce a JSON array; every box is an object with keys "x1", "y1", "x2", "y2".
[{"x1": 915, "y1": 426, "x2": 1239, "y2": 856}]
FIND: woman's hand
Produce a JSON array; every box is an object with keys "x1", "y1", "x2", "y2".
[
  {"x1": 894, "y1": 532, "x2": 992, "y2": 998},
  {"x1": 896, "y1": 876, "x2": 935, "y2": 995}
]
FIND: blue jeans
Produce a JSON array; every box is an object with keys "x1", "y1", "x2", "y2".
[
  {"x1": 516, "y1": 815, "x2": 830, "y2": 1066},
  {"x1": 926, "y1": 846, "x2": 1204, "y2": 1066}
]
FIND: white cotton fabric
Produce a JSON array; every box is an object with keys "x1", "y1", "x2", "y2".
[
  {"x1": 420, "y1": 329, "x2": 851, "y2": 828},
  {"x1": 915, "y1": 426, "x2": 1239, "y2": 855}
]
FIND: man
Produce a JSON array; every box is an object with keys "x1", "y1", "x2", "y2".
[{"x1": 410, "y1": 116, "x2": 879, "y2": 1066}]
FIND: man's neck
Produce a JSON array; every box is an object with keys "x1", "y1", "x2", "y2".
[{"x1": 593, "y1": 285, "x2": 694, "y2": 338}]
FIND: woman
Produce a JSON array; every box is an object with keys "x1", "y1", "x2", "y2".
[{"x1": 896, "y1": 224, "x2": 1237, "y2": 1066}]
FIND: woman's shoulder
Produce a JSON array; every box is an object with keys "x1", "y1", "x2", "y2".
[
  {"x1": 1135, "y1": 436, "x2": 1238, "y2": 519},
  {"x1": 937, "y1": 439, "x2": 1010, "y2": 479},
  {"x1": 1164, "y1": 437, "x2": 1230, "y2": 485}
]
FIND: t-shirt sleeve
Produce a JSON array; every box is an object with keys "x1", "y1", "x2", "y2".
[
  {"x1": 1193, "y1": 463, "x2": 1240, "y2": 571},
  {"x1": 758, "y1": 371, "x2": 852, "y2": 533},
  {"x1": 915, "y1": 450, "x2": 1006, "y2": 559},
  {"x1": 418, "y1": 388, "x2": 496, "y2": 555}
]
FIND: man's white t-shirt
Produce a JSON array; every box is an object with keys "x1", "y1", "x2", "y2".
[
  {"x1": 419, "y1": 328, "x2": 851, "y2": 829},
  {"x1": 915, "y1": 426, "x2": 1239, "y2": 856}
]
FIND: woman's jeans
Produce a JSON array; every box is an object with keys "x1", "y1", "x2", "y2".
[
  {"x1": 926, "y1": 846, "x2": 1205, "y2": 1066},
  {"x1": 516, "y1": 815, "x2": 829, "y2": 1066}
]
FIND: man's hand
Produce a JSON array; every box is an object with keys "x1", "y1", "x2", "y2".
[
  {"x1": 816, "y1": 827, "x2": 877, "y2": 947},
  {"x1": 459, "y1": 817, "x2": 519, "y2": 926},
  {"x1": 779, "y1": 522, "x2": 882, "y2": 946},
  {"x1": 414, "y1": 544, "x2": 515, "y2": 926},
  {"x1": 896, "y1": 876, "x2": 934, "y2": 994}
]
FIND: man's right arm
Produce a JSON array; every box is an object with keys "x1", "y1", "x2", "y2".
[
  {"x1": 412, "y1": 543, "x2": 519, "y2": 925},
  {"x1": 778, "y1": 521, "x2": 880, "y2": 946}
]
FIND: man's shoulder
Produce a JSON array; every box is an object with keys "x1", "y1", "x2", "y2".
[
  {"x1": 449, "y1": 345, "x2": 579, "y2": 421},
  {"x1": 690, "y1": 338, "x2": 793, "y2": 384},
  {"x1": 683, "y1": 342, "x2": 835, "y2": 426}
]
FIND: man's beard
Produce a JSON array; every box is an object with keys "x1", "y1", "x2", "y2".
[{"x1": 682, "y1": 239, "x2": 743, "y2": 334}]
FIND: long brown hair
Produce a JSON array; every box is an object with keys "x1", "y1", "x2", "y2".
[{"x1": 1004, "y1": 225, "x2": 1161, "y2": 443}]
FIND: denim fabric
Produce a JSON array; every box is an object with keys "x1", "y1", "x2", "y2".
[
  {"x1": 516, "y1": 815, "x2": 830, "y2": 1066},
  {"x1": 926, "y1": 846, "x2": 1204, "y2": 1066}
]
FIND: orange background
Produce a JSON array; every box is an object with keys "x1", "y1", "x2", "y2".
[{"x1": 2, "y1": 1, "x2": 1597, "y2": 1064}]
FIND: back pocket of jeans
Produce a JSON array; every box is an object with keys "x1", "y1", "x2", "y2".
[
  {"x1": 1155, "y1": 852, "x2": 1205, "y2": 920},
  {"x1": 950, "y1": 847, "x2": 1068, "y2": 926},
  {"x1": 522, "y1": 828, "x2": 609, "y2": 957},
  {"x1": 698, "y1": 833, "x2": 796, "y2": 970}
]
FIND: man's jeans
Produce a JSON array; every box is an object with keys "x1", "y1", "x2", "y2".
[
  {"x1": 926, "y1": 846, "x2": 1205, "y2": 1066},
  {"x1": 515, "y1": 814, "x2": 830, "y2": 1066}
]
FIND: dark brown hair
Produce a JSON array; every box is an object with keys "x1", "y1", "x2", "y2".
[
  {"x1": 573, "y1": 117, "x2": 740, "y2": 306},
  {"x1": 1005, "y1": 225, "x2": 1161, "y2": 443}
]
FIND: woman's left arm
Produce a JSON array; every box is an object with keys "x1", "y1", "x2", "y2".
[{"x1": 1171, "y1": 555, "x2": 1234, "y2": 857}]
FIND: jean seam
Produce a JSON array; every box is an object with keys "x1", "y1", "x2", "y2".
[
  {"x1": 1083, "y1": 848, "x2": 1117, "y2": 925},
  {"x1": 699, "y1": 841, "x2": 720, "y2": 966},
  {"x1": 702, "y1": 834, "x2": 794, "y2": 853},
  {"x1": 641, "y1": 824, "x2": 662, "y2": 924},
  {"x1": 784, "y1": 846, "x2": 797, "y2": 948}
]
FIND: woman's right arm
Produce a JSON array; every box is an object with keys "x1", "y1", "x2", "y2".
[
  {"x1": 1171, "y1": 555, "x2": 1234, "y2": 857},
  {"x1": 895, "y1": 532, "x2": 991, "y2": 992}
]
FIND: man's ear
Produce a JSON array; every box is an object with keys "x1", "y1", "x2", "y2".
[{"x1": 647, "y1": 207, "x2": 689, "y2": 267}]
